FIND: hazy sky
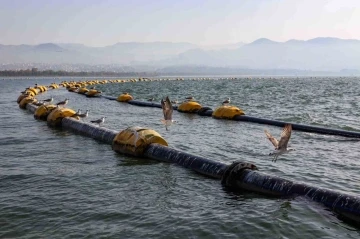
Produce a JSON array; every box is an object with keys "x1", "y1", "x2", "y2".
[{"x1": 0, "y1": 0, "x2": 359, "y2": 46}]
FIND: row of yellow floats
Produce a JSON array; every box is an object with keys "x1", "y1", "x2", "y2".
[{"x1": 17, "y1": 82, "x2": 169, "y2": 157}]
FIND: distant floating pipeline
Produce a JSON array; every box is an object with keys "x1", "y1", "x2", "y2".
[
  {"x1": 16, "y1": 79, "x2": 360, "y2": 227},
  {"x1": 95, "y1": 93, "x2": 360, "y2": 139}
]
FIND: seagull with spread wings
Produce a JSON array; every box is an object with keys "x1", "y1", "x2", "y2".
[
  {"x1": 161, "y1": 96, "x2": 174, "y2": 131},
  {"x1": 264, "y1": 124, "x2": 295, "y2": 162}
]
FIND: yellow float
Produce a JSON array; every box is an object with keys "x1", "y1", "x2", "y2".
[
  {"x1": 19, "y1": 96, "x2": 37, "y2": 109},
  {"x1": 212, "y1": 105, "x2": 245, "y2": 119},
  {"x1": 117, "y1": 93, "x2": 133, "y2": 102},
  {"x1": 112, "y1": 126, "x2": 168, "y2": 156},
  {"x1": 177, "y1": 101, "x2": 202, "y2": 113},
  {"x1": 34, "y1": 104, "x2": 57, "y2": 121},
  {"x1": 47, "y1": 107, "x2": 79, "y2": 127}
]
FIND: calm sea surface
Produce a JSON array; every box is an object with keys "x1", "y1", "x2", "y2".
[{"x1": 1, "y1": 76, "x2": 360, "y2": 238}]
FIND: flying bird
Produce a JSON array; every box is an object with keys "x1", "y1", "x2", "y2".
[
  {"x1": 161, "y1": 96, "x2": 174, "y2": 131},
  {"x1": 264, "y1": 124, "x2": 294, "y2": 162},
  {"x1": 90, "y1": 116, "x2": 106, "y2": 126},
  {"x1": 222, "y1": 97, "x2": 231, "y2": 105},
  {"x1": 56, "y1": 98, "x2": 69, "y2": 108}
]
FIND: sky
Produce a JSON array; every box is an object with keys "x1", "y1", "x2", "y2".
[{"x1": 0, "y1": 0, "x2": 359, "y2": 46}]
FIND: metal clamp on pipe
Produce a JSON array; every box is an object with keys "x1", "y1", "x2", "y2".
[{"x1": 221, "y1": 161, "x2": 258, "y2": 189}]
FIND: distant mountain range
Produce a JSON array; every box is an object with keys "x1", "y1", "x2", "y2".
[{"x1": 1, "y1": 37, "x2": 360, "y2": 72}]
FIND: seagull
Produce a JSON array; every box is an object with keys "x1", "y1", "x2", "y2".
[
  {"x1": 222, "y1": 97, "x2": 230, "y2": 105},
  {"x1": 43, "y1": 97, "x2": 53, "y2": 103},
  {"x1": 171, "y1": 100, "x2": 179, "y2": 105},
  {"x1": 56, "y1": 98, "x2": 69, "y2": 108},
  {"x1": 185, "y1": 96, "x2": 195, "y2": 101},
  {"x1": 90, "y1": 117, "x2": 106, "y2": 126},
  {"x1": 34, "y1": 101, "x2": 45, "y2": 106},
  {"x1": 148, "y1": 98, "x2": 155, "y2": 102},
  {"x1": 264, "y1": 124, "x2": 294, "y2": 162},
  {"x1": 75, "y1": 110, "x2": 89, "y2": 120},
  {"x1": 161, "y1": 96, "x2": 174, "y2": 131}
]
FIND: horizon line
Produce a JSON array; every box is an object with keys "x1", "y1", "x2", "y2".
[{"x1": 1, "y1": 36, "x2": 360, "y2": 48}]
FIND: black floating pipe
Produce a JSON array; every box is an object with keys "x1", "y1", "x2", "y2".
[
  {"x1": 61, "y1": 117, "x2": 118, "y2": 144},
  {"x1": 98, "y1": 95, "x2": 360, "y2": 138},
  {"x1": 128, "y1": 100, "x2": 163, "y2": 109},
  {"x1": 144, "y1": 143, "x2": 227, "y2": 179},
  {"x1": 144, "y1": 143, "x2": 360, "y2": 224},
  {"x1": 26, "y1": 103, "x2": 38, "y2": 113},
  {"x1": 234, "y1": 115, "x2": 360, "y2": 138},
  {"x1": 101, "y1": 95, "x2": 117, "y2": 100},
  {"x1": 236, "y1": 170, "x2": 360, "y2": 223}
]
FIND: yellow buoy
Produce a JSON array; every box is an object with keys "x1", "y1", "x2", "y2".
[
  {"x1": 112, "y1": 126, "x2": 168, "y2": 156},
  {"x1": 27, "y1": 87, "x2": 40, "y2": 95},
  {"x1": 212, "y1": 105, "x2": 245, "y2": 119},
  {"x1": 68, "y1": 86, "x2": 78, "y2": 92},
  {"x1": 86, "y1": 89, "x2": 101, "y2": 97},
  {"x1": 47, "y1": 107, "x2": 79, "y2": 127},
  {"x1": 117, "y1": 93, "x2": 133, "y2": 102},
  {"x1": 78, "y1": 87, "x2": 89, "y2": 94},
  {"x1": 49, "y1": 84, "x2": 59, "y2": 89},
  {"x1": 34, "y1": 104, "x2": 57, "y2": 121},
  {"x1": 17, "y1": 93, "x2": 32, "y2": 104},
  {"x1": 19, "y1": 96, "x2": 37, "y2": 109},
  {"x1": 177, "y1": 101, "x2": 202, "y2": 113}
]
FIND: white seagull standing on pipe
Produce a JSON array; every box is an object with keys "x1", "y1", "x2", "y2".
[
  {"x1": 264, "y1": 124, "x2": 295, "y2": 162},
  {"x1": 90, "y1": 116, "x2": 106, "y2": 126},
  {"x1": 161, "y1": 96, "x2": 174, "y2": 131},
  {"x1": 56, "y1": 98, "x2": 69, "y2": 108}
]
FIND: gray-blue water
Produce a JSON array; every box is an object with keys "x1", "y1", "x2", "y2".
[{"x1": 1, "y1": 76, "x2": 360, "y2": 238}]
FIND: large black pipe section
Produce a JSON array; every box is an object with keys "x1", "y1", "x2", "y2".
[
  {"x1": 61, "y1": 117, "x2": 118, "y2": 144},
  {"x1": 234, "y1": 169, "x2": 360, "y2": 223},
  {"x1": 144, "y1": 143, "x2": 227, "y2": 179},
  {"x1": 144, "y1": 143, "x2": 360, "y2": 224},
  {"x1": 128, "y1": 100, "x2": 163, "y2": 109},
  {"x1": 26, "y1": 103, "x2": 38, "y2": 113},
  {"x1": 234, "y1": 115, "x2": 360, "y2": 138}
]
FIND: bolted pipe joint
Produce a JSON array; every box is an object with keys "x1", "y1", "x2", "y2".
[{"x1": 221, "y1": 161, "x2": 258, "y2": 189}]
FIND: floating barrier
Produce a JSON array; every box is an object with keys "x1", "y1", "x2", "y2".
[
  {"x1": 15, "y1": 80, "x2": 360, "y2": 227},
  {"x1": 96, "y1": 94, "x2": 360, "y2": 138}
]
